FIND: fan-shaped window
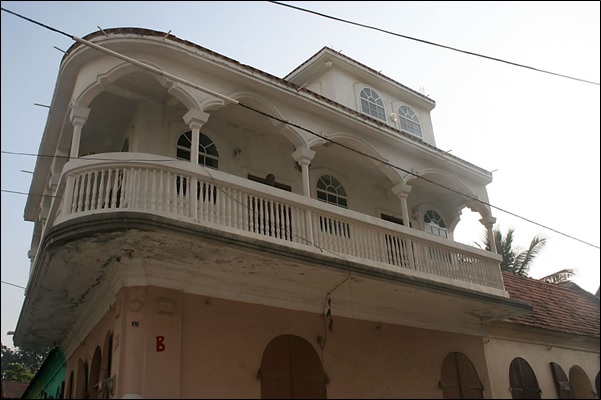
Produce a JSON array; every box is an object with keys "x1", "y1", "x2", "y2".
[
  {"x1": 424, "y1": 210, "x2": 448, "y2": 238},
  {"x1": 359, "y1": 88, "x2": 386, "y2": 121},
  {"x1": 316, "y1": 175, "x2": 350, "y2": 238},
  {"x1": 259, "y1": 335, "x2": 327, "y2": 399},
  {"x1": 509, "y1": 357, "x2": 541, "y2": 399},
  {"x1": 316, "y1": 175, "x2": 347, "y2": 208},
  {"x1": 398, "y1": 105, "x2": 422, "y2": 137},
  {"x1": 440, "y1": 352, "x2": 484, "y2": 399},
  {"x1": 176, "y1": 130, "x2": 219, "y2": 169}
]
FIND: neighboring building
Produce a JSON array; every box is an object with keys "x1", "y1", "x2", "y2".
[
  {"x1": 20, "y1": 348, "x2": 66, "y2": 399},
  {"x1": 488, "y1": 273, "x2": 599, "y2": 399},
  {"x1": 12, "y1": 28, "x2": 598, "y2": 398},
  {"x1": 0, "y1": 381, "x2": 28, "y2": 399}
]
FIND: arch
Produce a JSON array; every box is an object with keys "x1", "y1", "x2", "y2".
[
  {"x1": 440, "y1": 352, "x2": 483, "y2": 399},
  {"x1": 75, "y1": 359, "x2": 88, "y2": 399},
  {"x1": 66, "y1": 370, "x2": 74, "y2": 399},
  {"x1": 259, "y1": 334, "x2": 326, "y2": 399},
  {"x1": 406, "y1": 168, "x2": 493, "y2": 232},
  {"x1": 77, "y1": 61, "x2": 195, "y2": 109},
  {"x1": 228, "y1": 91, "x2": 306, "y2": 148},
  {"x1": 102, "y1": 331, "x2": 114, "y2": 386},
  {"x1": 569, "y1": 365, "x2": 595, "y2": 399},
  {"x1": 323, "y1": 131, "x2": 405, "y2": 186},
  {"x1": 89, "y1": 346, "x2": 102, "y2": 399},
  {"x1": 509, "y1": 357, "x2": 541, "y2": 399}
]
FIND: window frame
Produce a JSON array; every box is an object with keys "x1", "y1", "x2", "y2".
[
  {"x1": 176, "y1": 130, "x2": 219, "y2": 169},
  {"x1": 359, "y1": 87, "x2": 387, "y2": 122},
  {"x1": 397, "y1": 104, "x2": 423, "y2": 137}
]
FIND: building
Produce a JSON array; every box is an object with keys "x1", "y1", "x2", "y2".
[
  {"x1": 12, "y1": 28, "x2": 598, "y2": 398},
  {"x1": 20, "y1": 348, "x2": 66, "y2": 399}
]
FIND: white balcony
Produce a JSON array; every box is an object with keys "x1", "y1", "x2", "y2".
[{"x1": 48, "y1": 153, "x2": 506, "y2": 290}]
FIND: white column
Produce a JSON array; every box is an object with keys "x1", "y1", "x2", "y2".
[
  {"x1": 391, "y1": 182, "x2": 412, "y2": 227},
  {"x1": 69, "y1": 105, "x2": 91, "y2": 159},
  {"x1": 292, "y1": 147, "x2": 315, "y2": 197},
  {"x1": 292, "y1": 147, "x2": 316, "y2": 244},
  {"x1": 480, "y1": 215, "x2": 497, "y2": 253},
  {"x1": 183, "y1": 110, "x2": 210, "y2": 220}
]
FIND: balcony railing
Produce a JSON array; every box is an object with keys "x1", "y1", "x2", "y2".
[{"x1": 47, "y1": 153, "x2": 505, "y2": 292}]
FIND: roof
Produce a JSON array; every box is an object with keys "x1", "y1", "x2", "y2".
[
  {"x1": 1, "y1": 381, "x2": 28, "y2": 399},
  {"x1": 501, "y1": 272, "x2": 600, "y2": 338}
]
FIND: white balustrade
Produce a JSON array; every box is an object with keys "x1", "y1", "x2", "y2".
[{"x1": 51, "y1": 154, "x2": 504, "y2": 290}]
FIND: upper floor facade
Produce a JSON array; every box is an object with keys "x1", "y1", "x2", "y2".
[{"x1": 15, "y1": 28, "x2": 530, "y2": 348}]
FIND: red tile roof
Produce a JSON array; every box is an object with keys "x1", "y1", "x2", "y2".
[{"x1": 501, "y1": 272, "x2": 600, "y2": 338}]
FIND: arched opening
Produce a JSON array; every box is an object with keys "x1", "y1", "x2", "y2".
[
  {"x1": 570, "y1": 365, "x2": 595, "y2": 399},
  {"x1": 509, "y1": 357, "x2": 541, "y2": 399},
  {"x1": 440, "y1": 352, "x2": 484, "y2": 399},
  {"x1": 89, "y1": 346, "x2": 102, "y2": 399},
  {"x1": 259, "y1": 334, "x2": 326, "y2": 399}
]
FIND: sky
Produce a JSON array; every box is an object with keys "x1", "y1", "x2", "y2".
[{"x1": 1, "y1": 1, "x2": 599, "y2": 348}]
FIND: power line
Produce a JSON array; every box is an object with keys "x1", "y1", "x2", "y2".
[
  {"x1": 268, "y1": 1, "x2": 600, "y2": 86},
  {"x1": 1, "y1": 7, "x2": 599, "y2": 251},
  {"x1": 1, "y1": 280, "x2": 26, "y2": 290}
]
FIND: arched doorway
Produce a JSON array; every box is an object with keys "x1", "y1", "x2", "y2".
[
  {"x1": 440, "y1": 352, "x2": 484, "y2": 399},
  {"x1": 259, "y1": 334, "x2": 326, "y2": 399}
]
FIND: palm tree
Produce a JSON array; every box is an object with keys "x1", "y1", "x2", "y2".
[
  {"x1": 477, "y1": 227, "x2": 547, "y2": 277},
  {"x1": 477, "y1": 226, "x2": 575, "y2": 283},
  {"x1": 538, "y1": 268, "x2": 575, "y2": 285}
]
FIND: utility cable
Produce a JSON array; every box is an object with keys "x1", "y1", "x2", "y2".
[
  {"x1": 1, "y1": 6, "x2": 599, "y2": 251},
  {"x1": 268, "y1": 1, "x2": 600, "y2": 86}
]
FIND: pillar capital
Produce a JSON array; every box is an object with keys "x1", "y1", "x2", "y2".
[
  {"x1": 70, "y1": 105, "x2": 90, "y2": 126},
  {"x1": 183, "y1": 109, "x2": 210, "y2": 130},
  {"x1": 391, "y1": 182, "x2": 412, "y2": 198},
  {"x1": 479, "y1": 215, "x2": 496, "y2": 228},
  {"x1": 292, "y1": 147, "x2": 315, "y2": 165}
]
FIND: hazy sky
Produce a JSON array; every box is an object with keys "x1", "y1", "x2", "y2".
[{"x1": 1, "y1": 1, "x2": 599, "y2": 348}]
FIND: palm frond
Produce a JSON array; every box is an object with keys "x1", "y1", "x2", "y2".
[{"x1": 539, "y1": 268, "x2": 575, "y2": 284}]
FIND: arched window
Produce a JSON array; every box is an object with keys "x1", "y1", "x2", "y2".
[
  {"x1": 316, "y1": 175, "x2": 347, "y2": 208},
  {"x1": 359, "y1": 88, "x2": 386, "y2": 121},
  {"x1": 66, "y1": 371, "x2": 74, "y2": 399},
  {"x1": 550, "y1": 362, "x2": 573, "y2": 399},
  {"x1": 259, "y1": 335, "x2": 327, "y2": 399},
  {"x1": 424, "y1": 210, "x2": 448, "y2": 238},
  {"x1": 398, "y1": 105, "x2": 422, "y2": 137},
  {"x1": 440, "y1": 352, "x2": 484, "y2": 399},
  {"x1": 176, "y1": 130, "x2": 219, "y2": 169},
  {"x1": 509, "y1": 357, "x2": 541, "y2": 399},
  {"x1": 75, "y1": 359, "x2": 89, "y2": 399},
  {"x1": 316, "y1": 175, "x2": 349, "y2": 237},
  {"x1": 569, "y1": 365, "x2": 595, "y2": 399},
  {"x1": 89, "y1": 347, "x2": 102, "y2": 399}
]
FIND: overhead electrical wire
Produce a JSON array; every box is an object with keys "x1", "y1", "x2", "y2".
[
  {"x1": 0, "y1": 6, "x2": 599, "y2": 252},
  {"x1": 268, "y1": 1, "x2": 600, "y2": 86}
]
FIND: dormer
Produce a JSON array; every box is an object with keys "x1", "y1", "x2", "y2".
[{"x1": 285, "y1": 47, "x2": 437, "y2": 146}]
